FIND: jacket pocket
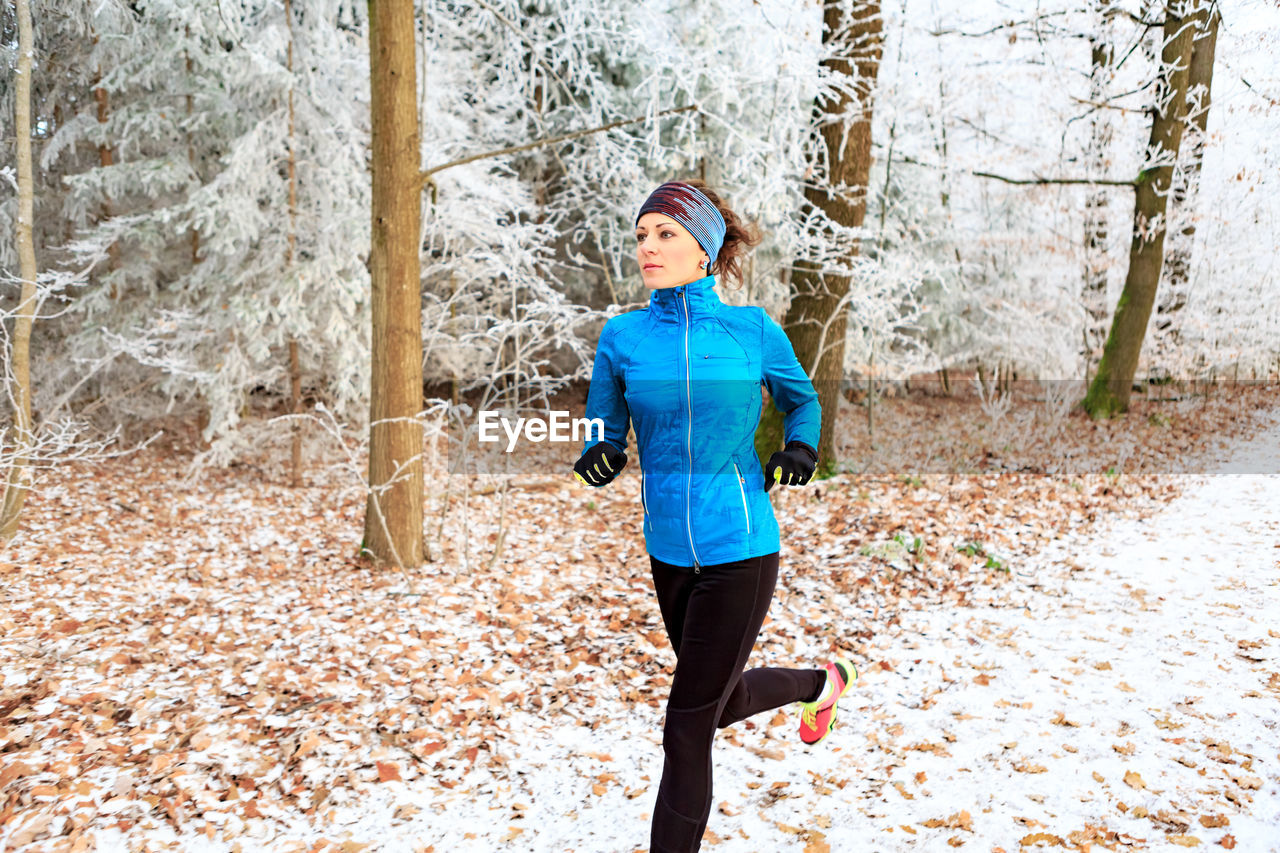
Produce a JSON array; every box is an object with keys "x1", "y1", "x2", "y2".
[{"x1": 731, "y1": 461, "x2": 750, "y2": 535}]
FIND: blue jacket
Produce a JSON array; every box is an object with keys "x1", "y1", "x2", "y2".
[{"x1": 583, "y1": 274, "x2": 821, "y2": 568}]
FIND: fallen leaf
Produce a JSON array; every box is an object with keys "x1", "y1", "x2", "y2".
[{"x1": 804, "y1": 831, "x2": 830, "y2": 853}]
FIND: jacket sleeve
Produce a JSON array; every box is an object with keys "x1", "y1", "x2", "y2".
[
  {"x1": 761, "y1": 311, "x2": 821, "y2": 452},
  {"x1": 582, "y1": 320, "x2": 630, "y2": 455}
]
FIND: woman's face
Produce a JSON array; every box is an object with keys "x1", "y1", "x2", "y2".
[{"x1": 635, "y1": 212, "x2": 709, "y2": 290}]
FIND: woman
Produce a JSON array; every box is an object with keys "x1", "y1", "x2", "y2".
[{"x1": 572, "y1": 180, "x2": 857, "y2": 852}]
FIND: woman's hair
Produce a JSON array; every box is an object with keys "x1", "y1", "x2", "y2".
[{"x1": 681, "y1": 178, "x2": 762, "y2": 288}]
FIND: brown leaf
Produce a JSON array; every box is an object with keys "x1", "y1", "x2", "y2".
[
  {"x1": 376, "y1": 761, "x2": 401, "y2": 782},
  {"x1": 922, "y1": 811, "x2": 972, "y2": 832},
  {"x1": 748, "y1": 745, "x2": 784, "y2": 761},
  {"x1": 804, "y1": 831, "x2": 831, "y2": 853},
  {"x1": 295, "y1": 731, "x2": 322, "y2": 761}
]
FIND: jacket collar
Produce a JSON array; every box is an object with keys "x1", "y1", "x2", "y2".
[{"x1": 647, "y1": 274, "x2": 723, "y2": 323}]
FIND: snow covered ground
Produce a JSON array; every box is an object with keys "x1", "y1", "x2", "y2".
[
  {"x1": 199, "y1": 407, "x2": 1273, "y2": 853},
  {"x1": 20, "y1": 399, "x2": 1269, "y2": 850}
]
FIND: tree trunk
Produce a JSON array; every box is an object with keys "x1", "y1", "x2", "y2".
[
  {"x1": 755, "y1": 0, "x2": 883, "y2": 471},
  {"x1": 1, "y1": 0, "x2": 39, "y2": 541},
  {"x1": 186, "y1": 29, "x2": 201, "y2": 267},
  {"x1": 1083, "y1": 2, "x2": 1199, "y2": 419},
  {"x1": 1152, "y1": 3, "x2": 1219, "y2": 360},
  {"x1": 1082, "y1": 0, "x2": 1116, "y2": 377},
  {"x1": 93, "y1": 43, "x2": 119, "y2": 278},
  {"x1": 363, "y1": 0, "x2": 424, "y2": 568},
  {"x1": 286, "y1": 0, "x2": 304, "y2": 488}
]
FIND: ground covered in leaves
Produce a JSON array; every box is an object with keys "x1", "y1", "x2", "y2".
[{"x1": 1, "y1": 384, "x2": 1278, "y2": 851}]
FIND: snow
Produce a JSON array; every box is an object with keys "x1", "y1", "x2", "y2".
[{"x1": 108, "y1": 408, "x2": 1272, "y2": 852}]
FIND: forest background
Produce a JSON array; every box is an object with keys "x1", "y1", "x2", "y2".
[
  {"x1": 3, "y1": 0, "x2": 1278, "y2": 563},
  {"x1": 3, "y1": 1, "x2": 1280, "y2": 851}
]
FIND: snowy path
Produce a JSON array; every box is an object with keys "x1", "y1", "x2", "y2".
[
  {"x1": 821, "y1": 411, "x2": 1280, "y2": 853},
  {"x1": 195, "y1": 412, "x2": 1279, "y2": 853}
]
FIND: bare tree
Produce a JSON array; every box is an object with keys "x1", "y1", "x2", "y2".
[
  {"x1": 364, "y1": 0, "x2": 425, "y2": 568},
  {"x1": 1, "y1": 0, "x2": 40, "y2": 541},
  {"x1": 1083, "y1": 1, "x2": 1200, "y2": 418},
  {"x1": 285, "y1": 0, "x2": 304, "y2": 487}
]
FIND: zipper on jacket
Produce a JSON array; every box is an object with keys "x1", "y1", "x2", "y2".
[
  {"x1": 640, "y1": 467, "x2": 649, "y2": 531},
  {"x1": 732, "y1": 461, "x2": 750, "y2": 535},
  {"x1": 679, "y1": 289, "x2": 702, "y2": 572}
]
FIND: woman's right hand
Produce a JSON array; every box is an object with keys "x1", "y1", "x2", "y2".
[{"x1": 573, "y1": 442, "x2": 628, "y2": 487}]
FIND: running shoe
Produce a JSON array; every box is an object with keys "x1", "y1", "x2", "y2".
[{"x1": 799, "y1": 659, "x2": 857, "y2": 745}]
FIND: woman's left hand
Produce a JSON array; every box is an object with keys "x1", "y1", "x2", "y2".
[{"x1": 763, "y1": 441, "x2": 818, "y2": 492}]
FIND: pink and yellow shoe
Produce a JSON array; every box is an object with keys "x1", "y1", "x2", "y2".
[{"x1": 799, "y1": 659, "x2": 857, "y2": 745}]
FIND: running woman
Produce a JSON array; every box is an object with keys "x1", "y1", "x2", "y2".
[{"x1": 572, "y1": 180, "x2": 858, "y2": 852}]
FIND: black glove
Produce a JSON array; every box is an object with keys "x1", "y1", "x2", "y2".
[
  {"x1": 763, "y1": 441, "x2": 818, "y2": 492},
  {"x1": 573, "y1": 442, "x2": 627, "y2": 487}
]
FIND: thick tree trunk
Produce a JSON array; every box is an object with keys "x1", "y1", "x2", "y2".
[
  {"x1": 1082, "y1": 0, "x2": 1116, "y2": 377},
  {"x1": 756, "y1": 1, "x2": 883, "y2": 471},
  {"x1": 1153, "y1": 4, "x2": 1219, "y2": 360},
  {"x1": 363, "y1": 0, "x2": 424, "y2": 567},
  {"x1": 1083, "y1": 2, "x2": 1198, "y2": 418},
  {"x1": 1, "y1": 0, "x2": 39, "y2": 541}
]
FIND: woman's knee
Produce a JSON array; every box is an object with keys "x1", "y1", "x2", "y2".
[
  {"x1": 716, "y1": 693, "x2": 747, "y2": 728},
  {"x1": 662, "y1": 704, "x2": 718, "y2": 756}
]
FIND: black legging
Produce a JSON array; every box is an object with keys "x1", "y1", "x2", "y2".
[{"x1": 648, "y1": 551, "x2": 826, "y2": 853}]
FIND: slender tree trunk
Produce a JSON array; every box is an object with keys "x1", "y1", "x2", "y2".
[
  {"x1": 93, "y1": 44, "x2": 120, "y2": 279},
  {"x1": 1083, "y1": 2, "x2": 1199, "y2": 418},
  {"x1": 285, "y1": 0, "x2": 304, "y2": 488},
  {"x1": 1, "y1": 0, "x2": 39, "y2": 541},
  {"x1": 186, "y1": 30, "x2": 200, "y2": 267},
  {"x1": 755, "y1": 1, "x2": 883, "y2": 471},
  {"x1": 1082, "y1": 0, "x2": 1116, "y2": 377},
  {"x1": 363, "y1": 0, "x2": 424, "y2": 568},
  {"x1": 1153, "y1": 3, "x2": 1219, "y2": 361}
]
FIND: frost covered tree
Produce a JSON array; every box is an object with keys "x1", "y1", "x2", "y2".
[
  {"x1": 2, "y1": 0, "x2": 39, "y2": 539},
  {"x1": 1082, "y1": 0, "x2": 1119, "y2": 376},
  {"x1": 1085, "y1": 0, "x2": 1202, "y2": 417},
  {"x1": 33, "y1": 1, "x2": 371, "y2": 464},
  {"x1": 1150, "y1": 1, "x2": 1219, "y2": 371},
  {"x1": 755, "y1": 0, "x2": 884, "y2": 470}
]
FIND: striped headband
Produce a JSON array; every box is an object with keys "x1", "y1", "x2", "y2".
[{"x1": 636, "y1": 181, "x2": 727, "y2": 266}]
